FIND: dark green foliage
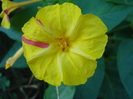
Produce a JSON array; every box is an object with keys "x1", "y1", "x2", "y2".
[
  {"x1": 0, "y1": 0, "x2": 133, "y2": 98},
  {"x1": 118, "y1": 39, "x2": 133, "y2": 99}
]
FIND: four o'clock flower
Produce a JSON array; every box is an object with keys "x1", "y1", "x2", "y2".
[
  {"x1": 0, "y1": 0, "x2": 41, "y2": 29},
  {"x1": 22, "y1": 3, "x2": 108, "y2": 86}
]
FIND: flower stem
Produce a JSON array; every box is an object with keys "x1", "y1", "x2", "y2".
[{"x1": 56, "y1": 86, "x2": 60, "y2": 99}]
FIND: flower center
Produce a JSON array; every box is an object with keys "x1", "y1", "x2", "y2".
[{"x1": 56, "y1": 38, "x2": 70, "y2": 52}]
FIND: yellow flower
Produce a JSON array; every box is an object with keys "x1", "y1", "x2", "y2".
[
  {"x1": 0, "y1": 0, "x2": 41, "y2": 29},
  {"x1": 22, "y1": 3, "x2": 108, "y2": 86}
]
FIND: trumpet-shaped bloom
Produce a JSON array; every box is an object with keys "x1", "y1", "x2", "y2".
[
  {"x1": 5, "y1": 47, "x2": 24, "y2": 69},
  {"x1": 22, "y1": 3, "x2": 108, "y2": 86},
  {"x1": 0, "y1": 0, "x2": 41, "y2": 29}
]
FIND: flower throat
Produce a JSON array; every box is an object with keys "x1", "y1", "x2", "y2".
[{"x1": 56, "y1": 38, "x2": 70, "y2": 52}]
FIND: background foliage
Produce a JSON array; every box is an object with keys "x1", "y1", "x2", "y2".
[{"x1": 0, "y1": 0, "x2": 133, "y2": 99}]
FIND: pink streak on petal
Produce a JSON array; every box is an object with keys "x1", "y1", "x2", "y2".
[
  {"x1": 4, "y1": 10, "x2": 10, "y2": 21},
  {"x1": 36, "y1": 19, "x2": 44, "y2": 27},
  {"x1": 4, "y1": 7, "x2": 13, "y2": 15},
  {"x1": 22, "y1": 36, "x2": 49, "y2": 48},
  {"x1": 4, "y1": 10, "x2": 9, "y2": 14},
  {"x1": 4, "y1": 7, "x2": 18, "y2": 22}
]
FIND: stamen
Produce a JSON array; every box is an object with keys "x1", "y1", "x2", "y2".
[{"x1": 57, "y1": 38, "x2": 70, "y2": 51}]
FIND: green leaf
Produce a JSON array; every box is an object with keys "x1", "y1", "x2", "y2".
[
  {"x1": 0, "y1": 73, "x2": 10, "y2": 89},
  {"x1": 44, "y1": 83, "x2": 75, "y2": 99},
  {"x1": 125, "y1": 9, "x2": 133, "y2": 22},
  {"x1": 0, "y1": 41, "x2": 28, "y2": 68},
  {"x1": 73, "y1": 58, "x2": 105, "y2": 99},
  {"x1": 131, "y1": 22, "x2": 133, "y2": 29},
  {"x1": 100, "y1": 6, "x2": 132, "y2": 32},
  {"x1": 106, "y1": 0, "x2": 133, "y2": 5},
  {"x1": 0, "y1": 27, "x2": 22, "y2": 41},
  {"x1": 74, "y1": 0, "x2": 132, "y2": 31},
  {"x1": 58, "y1": 0, "x2": 74, "y2": 4},
  {"x1": 117, "y1": 39, "x2": 133, "y2": 99},
  {"x1": 98, "y1": 59, "x2": 130, "y2": 99},
  {"x1": 42, "y1": 0, "x2": 58, "y2": 5}
]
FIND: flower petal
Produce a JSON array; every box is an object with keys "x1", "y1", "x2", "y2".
[
  {"x1": 60, "y1": 3, "x2": 81, "y2": 35},
  {"x1": 22, "y1": 38, "x2": 58, "y2": 60},
  {"x1": 72, "y1": 35, "x2": 108, "y2": 59},
  {"x1": 22, "y1": 17, "x2": 54, "y2": 42},
  {"x1": 69, "y1": 14, "x2": 107, "y2": 41},
  {"x1": 36, "y1": 3, "x2": 81, "y2": 37},
  {"x1": 1, "y1": 15, "x2": 10, "y2": 29},
  {"x1": 36, "y1": 4, "x2": 61, "y2": 38},
  {"x1": 27, "y1": 51, "x2": 62, "y2": 86},
  {"x1": 69, "y1": 52, "x2": 97, "y2": 78},
  {"x1": 22, "y1": 39, "x2": 61, "y2": 86},
  {"x1": 59, "y1": 52, "x2": 96, "y2": 85},
  {"x1": 1, "y1": 0, "x2": 18, "y2": 14}
]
